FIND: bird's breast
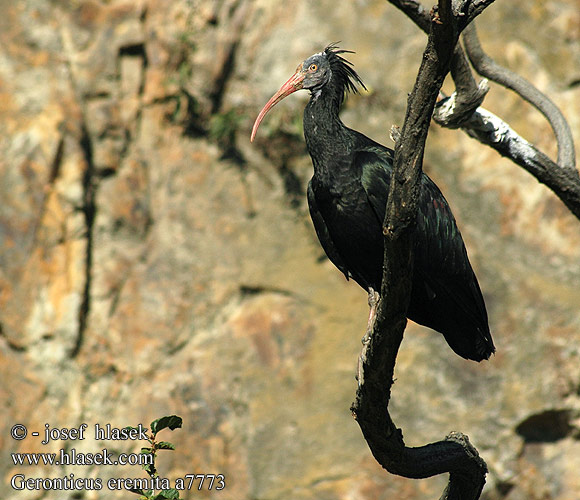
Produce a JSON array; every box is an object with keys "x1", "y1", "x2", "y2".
[
  {"x1": 311, "y1": 179, "x2": 381, "y2": 244},
  {"x1": 311, "y1": 182, "x2": 384, "y2": 291}
]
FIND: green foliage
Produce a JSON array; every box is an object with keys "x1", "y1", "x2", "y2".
[
  {"x1": 152, "y1": 490, "x2": 179, "y2": 500},
  {"x1": 209, "y1": 109, "x2": 244, "y2": 145},
  {"x1": 177, "y1": 60, "x2": 193, "y2": 86},
  {"x1": 128, "y1": 415, "x2": 183, "y2": 500},
  {"x1": 150, "y1": 415, "x2": 183, "y2": 435},
  {"x1": 176, "y1": 30, "x2": 197, "y2": 53}
]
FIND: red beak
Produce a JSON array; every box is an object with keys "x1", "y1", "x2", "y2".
[{"x1": 250, "y1": 68, "x2": 305, "y2": 142}]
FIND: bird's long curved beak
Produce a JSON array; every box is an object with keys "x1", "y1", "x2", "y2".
[{"x1": 250, "y1": 69, "x2": 305, "y2": 142}]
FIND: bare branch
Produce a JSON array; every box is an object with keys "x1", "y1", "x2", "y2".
[
  {"x1": 449, "y1": 41, "x2": 480, "y2": 96},
  {"x1": 432, "y1": 23, "x2": 580, "y2": 220},
  {"x1": 463, "y1": 22, "x2": 576, "y2": 170},
  {"x1": 442, "y1": 106, "x2": 580, "y2": 218},
  {"x1": 351, "y1": 1, "x2": 493, "y2": 497},
  {"x1": 353, "y1": 1, "x2": 579, "y2": 497},
  {"x1": 389, "y1": 0, "x2": 495, "y2": 35},
  {"x1": 435, "y1": 79, "x2": 489, "y2": 129},
  {"x1": 388, "y1": 0, "x2": 431, "y2": 33},
  {"x1": 437, "y1": 45, "x2": 490, "y2": 128},
  {"x1": 389, "y1": 1, "x2": 580, "y2": 220}
]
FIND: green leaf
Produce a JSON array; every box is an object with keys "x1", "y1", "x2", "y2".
[
  {"x1": 130, "y1": 489, "x2": 153, "y2": 499},
  {"x1": 155, "y1": 441, "x2": 175, "y2": 450},
  {"x1": 128, "y1": 487, "x2": 146, "y2": 495},
  {"x1": 150, "y1": 415, "x2": 182, "y2": 435},
  {"x1": 152, "y1": 489, "x2": 180, "y2": 500},
  {"x1": 140, "y1": 447, "x2": 153, "y2": 454},
  {"x1": 143, "y1": 463, "x2": 157, "y2": 476}
]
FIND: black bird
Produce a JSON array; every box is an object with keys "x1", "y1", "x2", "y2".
[{"x1": 251, "y1": 44, "x2": 495, "y2": 361}]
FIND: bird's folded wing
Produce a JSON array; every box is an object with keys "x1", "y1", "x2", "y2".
[{"x1": 307, "y1": 180, "x2": 351, "y2": 281}]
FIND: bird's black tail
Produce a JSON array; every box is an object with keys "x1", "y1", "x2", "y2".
[
  {"x1": 439, "y1": 317, "x2": 495, "y2": 362},
  {"x1": 408, "y1": 270, "x2": 495, "y2": 362}
]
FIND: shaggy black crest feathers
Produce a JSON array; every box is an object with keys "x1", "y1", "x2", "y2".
[{"x1": 324, "y1": 43, "x2": 367, "y2": 98}]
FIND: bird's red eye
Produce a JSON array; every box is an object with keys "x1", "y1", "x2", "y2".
[{"x1": 309, "y1": 64, "x2": 318, "y2": 72}]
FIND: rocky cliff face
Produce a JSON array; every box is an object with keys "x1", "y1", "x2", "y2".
[{"x1": 1, "y1": 1, "x2": 580, "y2": 499}]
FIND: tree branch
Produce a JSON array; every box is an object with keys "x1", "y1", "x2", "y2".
[
  {"x1": 438, "y1": 46, "x2": 490, "y2": 129},
  {"x1": 463, "y1": 22, "x2": 577, "y2": 170},
  {"x1": 390, "y1": 0, "x2": 580, "y2": 221},
  {"x1": 388, "y1": 0, "x2": 496, "y2": 35},
  {"x1": 351, "y1": 1, "x2": 493, "y2": 498},
  {"x1": 389, "y1": 0, "x2": 431, "y2": 33},
  {"x1": 435, "y1": 103, "x2": 580, "y2": 219},
  {"x1": 432, "y1": 27, "x2": 580, "y2": 219}
]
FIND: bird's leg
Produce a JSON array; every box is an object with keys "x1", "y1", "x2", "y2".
[
  {"x1": 362, "y1": 287, "x2": 380, "y2": 345},
  {"x1": 357, "y1": 287, "x2": 381, "y2": 385}
]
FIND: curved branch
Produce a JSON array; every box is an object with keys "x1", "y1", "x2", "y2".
[
  {"x1": 437, "y1": 105, "x2": 580, "y2": 219},
  {"x1": 463, "y1": 22, "x2": 576, "y2": 170},
  {"x1": 389, "y1": 0, "x2": 431, "y2": 33},
  {"x1": 432, "y1": 25, "x2": 580, "y2": 220},
  {"x1": 388, "y1": 0, "x2": 496, "y2": 35},
  {"x1": 351, "y1": 1, "x2": 493, "y2": 498},
  {"x1": 389, "y1": 0, "x2": 580, "y2": 220}
]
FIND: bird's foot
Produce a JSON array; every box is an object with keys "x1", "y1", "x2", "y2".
[
  {"x1": 361, "y1": 287, "x2": 380, "y2": 345},
  {"x1": 357, "y1": 288, "x2": 380, "y2": 387}
]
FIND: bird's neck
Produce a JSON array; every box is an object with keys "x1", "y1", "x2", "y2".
[{"x1": 303, "y1": 86, "x2": 354, "y2": 180}]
